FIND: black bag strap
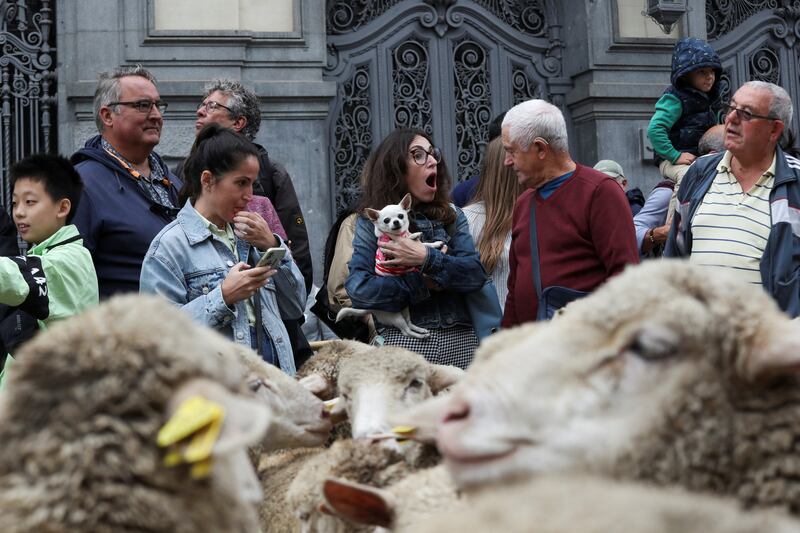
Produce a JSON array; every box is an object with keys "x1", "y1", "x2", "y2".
[
  {"x1": 246, "y1": 251, "x2": 266, "y2": 359},
  {"x1": 528, "y1": 200, "x2": 542, "y2": 298}
]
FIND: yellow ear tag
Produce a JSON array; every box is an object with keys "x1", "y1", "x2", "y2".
[
  {"x1": 323, "y1": 399, "x2": 338, "y2": 412},
  {"x1": 391, "y1": 425, "x2": 416, "y2": 435},
  {"x1": 157, "y1": 396, "x2": 226, "y2": 477}
]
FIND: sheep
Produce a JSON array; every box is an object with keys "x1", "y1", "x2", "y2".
[
  {"x1": 400, "y1": 260, "x2": 800, "y2": 515},
  {"x1": 322, "y1": 464, "x2": 463, "y2": 532},
  {"x1": 296, "y1": 339, "x2": 374, "y2": 400},
  {"x1": 0, "y1": 294, "x2": 271, "y2": 533},
  {"x1": 410, "y1": 475, "x2": 800, "y2": 533},
  {"x1": 257, "y1": 345, "x2": 464, "y2": 532},
  {"x1": 233, "y1": 345, "x2": 332, "y2": 452},
  {"x1": 286, "y1": 439, "x2": 413, "y2": 532}
]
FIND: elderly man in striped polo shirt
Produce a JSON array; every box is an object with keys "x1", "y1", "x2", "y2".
[{"x1": 665, "y1": 81, "x2": 800, "y2": 316}]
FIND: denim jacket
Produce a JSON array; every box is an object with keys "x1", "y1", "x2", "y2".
[
  {"x1": 140, "y1": 201, "x2": 306, "y2": 373},
  {"x1": 345, "y1": 207, "x2": 487, "y2": 330}
]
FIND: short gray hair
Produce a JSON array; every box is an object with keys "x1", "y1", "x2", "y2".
[
  {"x1": 741, "y1": 81, "x2": 793, "y2": 143},
  {"x1": 502, "y1": 99, "x2": 569, "y2": 152},
  {"x1": 93, "y1": 65, "x2": 157, "y2": 132},
  {"x1": 203, "y1": 79, "x2": 261, "y2": 140}
]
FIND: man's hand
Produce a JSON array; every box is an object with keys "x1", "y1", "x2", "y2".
[{"x1": 675, "y1": 152, "x2": 697, "y2": 166}]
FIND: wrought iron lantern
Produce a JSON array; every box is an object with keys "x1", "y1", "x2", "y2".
[{"x1": 643, "y1": 0, "x2": 687, "y2": 34}]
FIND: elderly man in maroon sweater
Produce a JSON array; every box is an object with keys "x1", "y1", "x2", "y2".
[{"x1": 501, "y1": 99, "x2": 639, "y2": 326}]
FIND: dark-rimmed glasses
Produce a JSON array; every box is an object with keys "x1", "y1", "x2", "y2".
[
  {"x1": 110, "y1": 100, "x2": 168, "y2": 114},
  {"x1": 197, "y1": 100, "x2": 233, "y2": 114},
  {"x1": 409, "y1": 146, "x2": 442, "y2": 166},
  {"x1": 725, "y1": 104, "x2": 778, "y2": 122}
]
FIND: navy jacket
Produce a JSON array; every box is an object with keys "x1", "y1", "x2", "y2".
[
  {"x1": 665, "y1": 147, "x2": 800, "y2": 317},
  {"x1": 71, "y1": 135, "x2": 182, "y2": 298}
]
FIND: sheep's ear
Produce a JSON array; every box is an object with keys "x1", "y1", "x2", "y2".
[
  {"x1": 365, "y1": 208, "x2": 380, "y2": 222},
  {"x1": 739, "y1": 319, "x2": 800, "y2": 383},
  {"x1": 388, "y1": 394, "x2": 450, "y2": 444},
  {"x1": 400, "y1": 193, "x2": 413, "y2": 211},
  {"x1": 428, "y1": 364, "x2": 465, "y2": 393},
  {"x1": 298, "y1": 373, "x2": 332, "y2": 398},
  {"x1": 322, "y1": 477, "x2": 395, "y2": 528},
  {"x1": 165, "y1": 378, "x2": 271, "y2": 456}
]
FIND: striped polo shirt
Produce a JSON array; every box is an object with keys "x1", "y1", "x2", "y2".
[{"x1": 689, "y1": 151, "x2": 777, "y2": 285}]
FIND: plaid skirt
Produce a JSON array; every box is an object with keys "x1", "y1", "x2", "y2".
[{"x1": 376, "y1": 325, "x2": 478, "y2": 369}]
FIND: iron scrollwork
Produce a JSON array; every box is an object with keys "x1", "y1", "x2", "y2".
[
  {"x1": 473, "y1": 0, "x2": 547, "y2": 36},
  {"x1": 327, "y1": 0, "x2": 403, "y2": 34},
  {"x1": 706, "y1": 0, "x2": 776, "y2": 39},
  {"x1": 392, "y1": 39, "x2": 434, "y2": 135},
  {"x1": 452, "y1": 38, "x2": 491, "y2": 183},
  {"x1": 512, "y1": 65, "x2": 542, "y2": 105},
  {"x1": 332, "y1": 65, "x2": 372, "y2": 213},
  {"x1": 748, "y1": 45, "x2": 781, "y2": 84},
  {"x1": 0, "y1": 0, "x2": 56, "y2": 209}
]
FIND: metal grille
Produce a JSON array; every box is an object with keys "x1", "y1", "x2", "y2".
[
  {"x1": 325, "y1": 0, "x2": 558, "y2": 215},
  {"x1": 0, "y1": 0, "x2": 57, "y2": 210},
  {"x1": 705, "y1": 0, "x2": 775, "y2": 40}
]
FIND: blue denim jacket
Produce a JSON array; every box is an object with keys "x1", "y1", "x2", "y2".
[
  {"x1": 140, "y1": 201, "x2": 306, "y2": 373},
  {"x1": 345, "y1": 207, "x2": 487, "y2": 329}
]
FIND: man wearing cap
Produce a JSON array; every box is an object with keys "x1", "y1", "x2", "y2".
[
  {"x1": 501, "y1": 99, "x2": 639, "y2": 326},
  {"x1": 593, "y1": 159, "x2": 645, "y2": 215}
]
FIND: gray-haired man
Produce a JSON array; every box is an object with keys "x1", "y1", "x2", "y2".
[
  {"x1": 71, "y1": 65, "x2": 181, "y2": 298},
  {"x1": 185, "y1": 79, "x2": 313, "y2": 294}
]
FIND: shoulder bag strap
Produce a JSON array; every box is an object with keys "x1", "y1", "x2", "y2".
[
  {"x1": 246, "y1": 250, "x2": 266, "y2": 357},
  {"x1": 529, "y1": 200, "x2": 542, "y2": 298}
]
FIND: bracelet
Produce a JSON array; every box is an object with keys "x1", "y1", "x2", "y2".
[{"x1": 648, "y1": 228, "x2": 656, "y2": 245}]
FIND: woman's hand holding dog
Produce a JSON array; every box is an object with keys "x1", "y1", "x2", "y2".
[
  {"x1": 380, "y1": 235, "x2": 444, "y2": 267},
  {"x1": 221, "y1": 262, "x2": 275, "y2": 306},
  {"x1": 234, "y1": 211, "x2": 278, "y2": 250}
]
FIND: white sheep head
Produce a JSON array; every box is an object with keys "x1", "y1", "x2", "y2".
[
  {"x1": 336, "y1": 346, "x2": 463, "y2": 450},
  {"x1": 400, "y1": 260, "x2": 800, "y2": 491},
  {"x1": 233, "y1": 346, "x2": 332, "y2": 450}
]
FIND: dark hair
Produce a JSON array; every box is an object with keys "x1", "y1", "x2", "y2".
[
  {"x1": 180, "y1": 123, "x2": 261, "y2": 204},
  {"x1": 203, "y1": 79, "x2": 261, "y2": 141},
  {"x1": 10, "y1": 154, "x2": 83, "y2": 223},
  {"x1": 487, "y1": 111, "x2": 507, "y2": 142},
  {"x1": 358, "y1": 128, "x2": 455, "y2": 225}
]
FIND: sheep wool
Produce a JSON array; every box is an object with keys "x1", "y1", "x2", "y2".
[
  {"x1": 411, "y1": 475, "x2": 800, "y2": 533},
  {"x1": 0, "y1": 294, "x2": 266, "y2": 533}
]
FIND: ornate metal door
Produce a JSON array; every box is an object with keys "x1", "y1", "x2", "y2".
[
  {"x1": 707, "y1": 1, "x2": 800, "y2": 130},
  {"x1": 325, "y1": 0, "x2": 565, "y2": 214},
  {"x1": 0, "y1": 0, "x2": 57, "y2": 209}
]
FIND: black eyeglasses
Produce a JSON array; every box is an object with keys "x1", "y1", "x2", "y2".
[
  {"x1": 409, "y1": 146, "x2": 442, "y2": 166},
  {"x1": 197, "y1": 100, "x2": 233, "y2": 114},
  {"x1": 109, "y1": 100, "x2": 168, "y2": 114},
  {"x1": 725, "y1": 104, "x2": 777, "y2": 122}
]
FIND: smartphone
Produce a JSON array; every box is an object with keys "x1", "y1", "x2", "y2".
[{"x1": 256, "y1": 247, "x2": 286, "y2": 269}]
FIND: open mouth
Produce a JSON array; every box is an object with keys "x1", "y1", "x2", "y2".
[{"x1": 425, "y1": 173, "x2": 437, "y2": 189}]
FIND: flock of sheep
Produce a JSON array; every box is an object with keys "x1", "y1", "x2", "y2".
[{"x1": 1, "y1": 259, "x2": 800, "y2": 531}]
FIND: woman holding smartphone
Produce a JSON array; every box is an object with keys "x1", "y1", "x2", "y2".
[{"x1": 140, "y1": 124, "x2": 305, "y2": 373}]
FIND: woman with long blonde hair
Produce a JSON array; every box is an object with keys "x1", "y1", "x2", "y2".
[{"x1": 463, "y1": 137, "x2": 523, "y2": 308}]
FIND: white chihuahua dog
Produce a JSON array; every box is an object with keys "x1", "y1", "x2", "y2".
[{"x1": 336, "y1": 193, "x2": 443, "y2": 339}]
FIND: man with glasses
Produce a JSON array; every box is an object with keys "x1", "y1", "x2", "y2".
[
  {"x1": 71, "y1": 65, "x2": 181, "y2": 298},
  {"x1": 185, "y1": 79, "x2": 312, "y2": 295},
  {"x1": 501, "y1": 99, "x2": 638, "y2": 326},
  {"x1": 665, "y1": 81, "x2": 800, "y2": 315}
]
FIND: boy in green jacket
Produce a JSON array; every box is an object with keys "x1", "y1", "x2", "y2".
[{"x1": 0, "y1": 154, "x2": 98, "y2": 385}]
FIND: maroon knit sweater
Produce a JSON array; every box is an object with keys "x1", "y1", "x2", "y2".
[{"x1": 502, "y1": 164, "x2": 639, "y2": 327}]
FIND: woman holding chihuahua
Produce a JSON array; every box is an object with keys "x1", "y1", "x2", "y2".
[
  {"x1": 140, "y1": 124, "x2": 305, "y2": 373},
  {"x1": 345, "y1": 128, "x2": 496, "y2": 369}
]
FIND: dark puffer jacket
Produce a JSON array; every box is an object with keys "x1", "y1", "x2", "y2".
[{"x1": 665, "y1": 38, "x2": 725, "y2": 155}]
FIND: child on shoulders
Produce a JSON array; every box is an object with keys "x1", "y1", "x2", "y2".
[{"x1": 647, "y1": 37, "x2": 725, "y2": 184}]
